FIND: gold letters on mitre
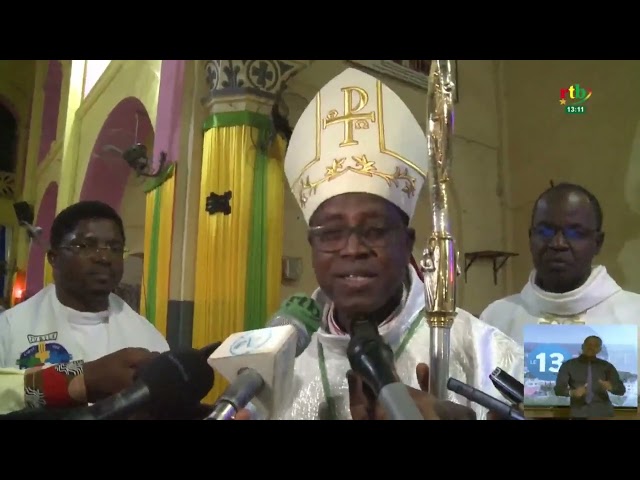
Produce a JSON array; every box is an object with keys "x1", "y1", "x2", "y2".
[
  {"x1": 322, "y1": 87, "x2": 376, "y2": 147},
  {"x1": 297, "y1": 85, "x2": 417, "y2": 208}
]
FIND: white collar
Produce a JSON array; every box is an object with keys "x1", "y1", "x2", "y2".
[
  {"x1": 521, "y1": 265, "x2": 622, "y2": 316},
  {"x1": 312, "y1": 267, "x2": 425, "y2": 355}
]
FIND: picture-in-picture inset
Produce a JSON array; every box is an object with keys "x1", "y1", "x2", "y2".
[{"x1": 523, "y1": 324, "x2": 638, "y2": 420}]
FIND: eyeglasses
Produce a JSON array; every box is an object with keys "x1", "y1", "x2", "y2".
[
  {"x1": 308, "y1": 225, "x2": 403, "y2": 253},
  {"x1": 531, "y1": 225, "x2": 597, "y2": 242},
  {"x1": 60, "y1": 244, "x2": 128, "y2": 258}
]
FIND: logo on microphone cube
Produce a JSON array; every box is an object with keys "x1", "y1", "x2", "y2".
[
  {"x1": 230, "y1": 329, "x2": 273, "y2": 356},
  {"x1": 527, "y1": 344, "x2": 572, "y2": 382}
]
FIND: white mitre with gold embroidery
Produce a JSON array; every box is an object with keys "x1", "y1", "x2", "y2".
[{"x1": 284, "y1": 68, "x2": 428, "y2": 224}]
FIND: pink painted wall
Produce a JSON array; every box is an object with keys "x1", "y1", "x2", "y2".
[
  {"x1": 24, "y1": 63, "x2": 187, "y2": 294},
  {"x1": 26, "y1": 181, "x2": 58, "y2": 296},
  {"x1": 79, "y1": 97, "x2": 153, "y2": 212},
  {"x1": 153, "y1": 60, "x2": 186, "y2": 169},
  {"x1": 37, "y1": 60, "x2": 63, "y2": 165},
  {"x1": 79, "y1": 60, "x2": 186, "y2": 214}
]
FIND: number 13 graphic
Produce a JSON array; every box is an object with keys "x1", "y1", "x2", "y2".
[
  {"x1": 529, "y1": 344, "x2": 572, "y2": 381},
  {"x1": 535, "y1": 352, "x2": 564, "y2": 373}
]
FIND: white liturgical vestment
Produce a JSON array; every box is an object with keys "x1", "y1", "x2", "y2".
[
  {"x1": 274, "y1": 66, "x2": 524, "y2": 420},
  {"x1": 272, "y1": 268, "x2": 524, "y2": 420},
  {"x1": 480, "y1": 266, "x2": 640, "y2": 345}
]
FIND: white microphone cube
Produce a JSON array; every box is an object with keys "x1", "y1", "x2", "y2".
[{"x1": 208, "y1": 325, "x2": 297, "y2": 417}]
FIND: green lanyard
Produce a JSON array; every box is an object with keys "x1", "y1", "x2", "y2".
[{"x1": 317, "y1": 310, "x2": 424, "y2": 420}]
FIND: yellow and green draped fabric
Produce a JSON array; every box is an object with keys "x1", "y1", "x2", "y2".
[
  {"x1": 140, "y1": 163, "x2": 176, "y2": 337},
  {"x1": 193, "y1": 111, "x2": 286, "y2": 400}
]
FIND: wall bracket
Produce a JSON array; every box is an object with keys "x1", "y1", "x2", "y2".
[
  {"x1": 464, "y1": 250, "x2": 519, "y2": 285},
  {"x1": 205, "y1": 191, "x2": 232, "y2": 216}
]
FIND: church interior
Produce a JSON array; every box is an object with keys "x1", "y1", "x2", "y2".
[{"x1": 1, "y1": 59, "x2": 639, "y2": 413}]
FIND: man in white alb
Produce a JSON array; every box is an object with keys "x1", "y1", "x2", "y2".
[
  {"x1": 480, "y1": 182, "x2": 640, "y2": 344},
  {"x1": 0, "y1": 200, "x2": 169, "y2": 370},
  {"x1": 252, "y1": 67, "x2": 524, "y2": 420}
]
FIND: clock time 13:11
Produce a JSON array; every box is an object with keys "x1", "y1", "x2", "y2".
[{"x1": 565, "y1": 105, "x2": 586, "y2": 114}]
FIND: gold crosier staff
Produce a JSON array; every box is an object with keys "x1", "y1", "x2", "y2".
[{"x1": 421, "y1": 60, "x2": 460, "y2": 400}]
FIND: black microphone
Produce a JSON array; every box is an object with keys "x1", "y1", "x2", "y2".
[
  {"x1": 64, "y1": 348, "x2": 214, "y2": 420},
  {"x1": 489, "y1": 367, "x2": 524, "y2": 405},
  {"x1": 347, "y1": 319, "x2": 424, "y2": 420},
  {"x1": 447, "y1": 378, "x2": 526, "y2": 421},
  {"x1": 199, "y1": 341, "x2": 222, "y2": 358}
]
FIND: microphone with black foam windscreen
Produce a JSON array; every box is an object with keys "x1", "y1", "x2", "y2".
[
  {"x1": 199, "y1": 341, "x2": 222, "y2": 358},
  {"x1": 489, "y1": 367, "x2": 524, "y2": 405},
  {"x1": 205, "y1": 293, "x2": 322, "y2": 420},
  {"x1": 63, "y1": 348, "x2": 215, "y2": 420},
  {"x1": 347, "y1": 319, "x2": 424, "y2": 420},
  {"x1": 447, "y1": 377, "x2": 526, "y2": 420}
]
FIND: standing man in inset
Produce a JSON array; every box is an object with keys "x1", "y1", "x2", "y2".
[
  {"x1": 554, "y1": 335, "x2": 625, "y2": 418},
  {"x1": 480, "y1": 183, "x2": 640, "y2": 344}
]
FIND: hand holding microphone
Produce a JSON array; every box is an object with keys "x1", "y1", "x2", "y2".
[
  {"x1": 346, "y1": 319, "x2": 423, "y2": 420},
  {"x1": 346, "y1": 320, "x2": 475, "y2": 420},
  {"x1": 0, "y1": 348, "x2": 160, "y2": 420},
  {"x1": 65, "y1": 347, "x2": 215, "y2": 420},
  {"x1": 79, "y1": 348, "x2": 161, "y2": 404},
  {"x1": 348, "y1": 363, "x2": 476, "y2": 420}
]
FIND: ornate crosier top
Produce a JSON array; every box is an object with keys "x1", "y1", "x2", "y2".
[{"x1": 426, "y1": 61, "x2": 455, "y2": 211}]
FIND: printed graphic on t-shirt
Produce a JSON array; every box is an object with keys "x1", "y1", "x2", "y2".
[
  {"x1": 16, "y1": 342, "x2": 73, "y2": 369},
  {"x1": 27, "y1": 331, "x2": 58, "y2": 344}
]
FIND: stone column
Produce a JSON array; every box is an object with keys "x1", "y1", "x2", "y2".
[{"x1": 193, "y1": 60, "x2": 308, "y2": 400}]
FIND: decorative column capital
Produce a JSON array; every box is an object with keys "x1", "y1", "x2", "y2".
[{"x1": 202, "y1": 60, "x2": 310, "y2": 115}]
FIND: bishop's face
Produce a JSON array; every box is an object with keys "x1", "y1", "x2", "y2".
[{"x1": 308, "y1": 193, "x2": 415, "y2": 330}]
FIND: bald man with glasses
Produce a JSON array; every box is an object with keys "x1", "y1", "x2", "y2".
[{"x1": 480, "y1": 183, "x2": 640, "y2": 344}]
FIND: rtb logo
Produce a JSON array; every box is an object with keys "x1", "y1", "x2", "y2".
[
  {"x1": 560, "y1": 84, "x2": 592, "y2": 114},
  {"x1": 559, "y1": 84, "x2": 592, "y2": 106}
]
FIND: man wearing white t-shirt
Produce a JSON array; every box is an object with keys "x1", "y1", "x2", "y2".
[{"x1": 0, "y1": 201, "x2": 169, "y2": 369}]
